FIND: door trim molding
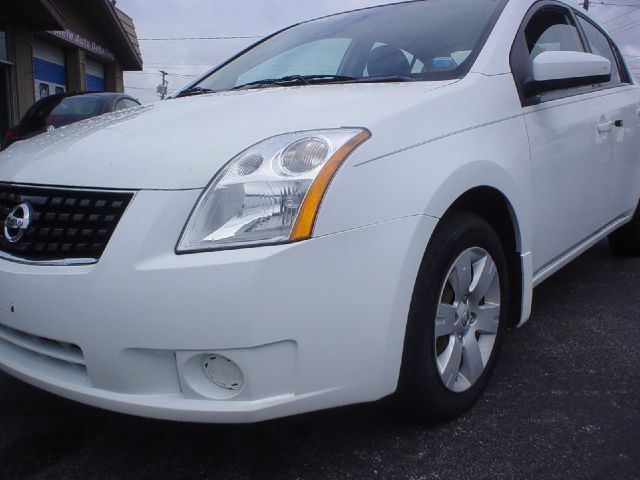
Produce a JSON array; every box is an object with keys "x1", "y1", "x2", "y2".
[{"x1": 533, "y1": 212, "x2": 633, "y2": 287}]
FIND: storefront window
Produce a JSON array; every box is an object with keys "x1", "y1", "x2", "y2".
[
  {"x1": 0, "y1": 28, "x2": 10, "y2": 140},
  {"x1": 0, "y1": 30, "x2": 7, "y2": 62}
]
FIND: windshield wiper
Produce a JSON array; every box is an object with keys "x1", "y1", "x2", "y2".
[
  {"x1": 183, "y1": 74, "x2": 416, "y2": 97},
  {"x1": 174, "y1": 86, "x2": 216, "y2": 98},
  {"x1": 347, "y1": 75, "x2": 416, "y2": 84},
  {"x1": 232, "y1": 74, "x2": 357, "y2": 90}
]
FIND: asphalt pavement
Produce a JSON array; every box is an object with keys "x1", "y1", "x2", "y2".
[{"x1": 0, "y1": 240, "x2": 638, "y2": 480}]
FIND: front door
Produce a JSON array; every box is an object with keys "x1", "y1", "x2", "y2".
[
  {"x1": 574, "y1": 13, "x2": 640, "y2": 220},
  {"x1": 512, "y1": 3, "x2": 623, "y2": 273}
]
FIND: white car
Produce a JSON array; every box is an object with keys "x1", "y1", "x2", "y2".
[{"x1": 0, "y1": 0, "x2": 638, "y2": 423}]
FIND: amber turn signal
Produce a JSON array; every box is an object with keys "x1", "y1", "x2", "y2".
[{"x1": 289, "y1": 130, "x2": 371, "y2": 242}]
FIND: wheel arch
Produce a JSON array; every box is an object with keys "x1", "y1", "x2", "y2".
[
  {"x1": 424, "y1": 177, "x2": 528, "y2": 328},
  {"x1": 446, "y1": 187, "x2": 524, "y2": 328},
  {"x1": 448, "y1": 186, "x2": 523, "y2": 254}
]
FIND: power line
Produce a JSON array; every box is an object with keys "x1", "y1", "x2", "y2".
[
  {"x1": 138, "y1": 67, "x2": 203, "y2": 71},
  {"x1": 126, "y1": 71, "x2": 198, "y2": 78},
  {"x1": 144, "y1": 62, "x2": 212, "y2": 65},
  {"x1": 610, "y1": 21, "x2": 640, "y2": 34},
  {"x1": 126, "y1": 71, "x2": 163, "y2": 76},
  {"x1": 143, "y1": 65, "x2": 211, "y2": 69},
  {"x1": 609, "y1": 16, "x2": 640, "y2": 33},
  {"x1": 610, "y1": 22, "x2": 640, "y2": 34},
  {"x1": 602, "y1": 7, "x2": 640, "y2": 23},
  {"x1": 152, "y1": 67, "x2": 207, "y2": 70},
  {"x1": 590, "y1": 2, "x2": 640, "y2": 7},
  {"x1": 124, "y1": 85, "x2": 170, "y2": 91}
]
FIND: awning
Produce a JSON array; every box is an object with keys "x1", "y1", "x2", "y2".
[{"x1": 1, "y1": 0, "x2": 65, "y2": 31}]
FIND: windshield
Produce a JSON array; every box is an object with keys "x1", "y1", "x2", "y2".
[{"x1": 189, "y1": 0, "x2": 505, "y2": 94}]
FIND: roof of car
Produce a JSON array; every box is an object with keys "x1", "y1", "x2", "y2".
[
  {"x1": 24, "y1": 92, "x2": 138, "y2": 117},
  {"x1": 33, "y1": 92, "x2": 137, "y2": 105},
  {"x1": 65, "y1": 92, "x2": 134, "y2": 99}
]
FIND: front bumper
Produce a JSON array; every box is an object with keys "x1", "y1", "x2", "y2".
[{"x1": 0, "y1": 189, "x2": 437, "y2": 423}]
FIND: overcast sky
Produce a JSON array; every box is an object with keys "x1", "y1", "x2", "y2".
[{"x1": 118, "y1": 0, "x2": 640, "y2": 104}]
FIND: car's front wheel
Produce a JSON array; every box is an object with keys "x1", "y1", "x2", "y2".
[{"x1": 398, "y1": 211, "x2": 509, "y2": 420}]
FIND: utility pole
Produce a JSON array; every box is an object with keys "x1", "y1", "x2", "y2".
[
  {"x1": 158, "y1": 70, "x2": 169, "y2": 100},
  {"x1": 582, "y1": 0, "x2": 589, "y2": 10}
]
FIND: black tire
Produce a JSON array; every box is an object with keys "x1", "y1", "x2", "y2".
[
  {"x1": 608, "y1": 204, "x2": 640, "y2": 256},
  {"x1": 397, "y1": 211, "x2": 510, "y2": 421}
]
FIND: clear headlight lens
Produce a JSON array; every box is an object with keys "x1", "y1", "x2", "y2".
[{"x1": 177, "y1": 128, "x2": 370, "y2": 253}]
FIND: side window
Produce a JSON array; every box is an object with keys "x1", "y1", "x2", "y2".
[
  {"x1": 576, "y1": 16, "x2": 622, "y2": 85},
  {"x1": 39, "y1": 83, "x2": 50, "y2": 98},
  {"x1": 511, "y1": 7, "x2": 592, "y2": 103},
  {"x1": 411, "y1": 59, "x2": 425, "y2": 74},
  {"x1": 115, "y1": 98, "x2": 140, "y2": 111},
  {"x1": 525, "y1": 9, "x2": 584, "y2": 61}
]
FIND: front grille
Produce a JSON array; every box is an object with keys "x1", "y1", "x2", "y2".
[{"x1": 0, "y1": 184, "x2": 133, "y2": 263}]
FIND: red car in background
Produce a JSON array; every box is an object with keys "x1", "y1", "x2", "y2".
[{"x1": 2, "y1": 92, "x2": 140, "y2": 150}]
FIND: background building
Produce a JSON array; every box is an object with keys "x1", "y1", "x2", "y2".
[{"x1": 0, "y1": 0, "x2": 143, "y2": 139}]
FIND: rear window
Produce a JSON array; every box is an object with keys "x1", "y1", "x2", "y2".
[{"x1": 50, "y1": 96, "x2": 103, "y2": 116}]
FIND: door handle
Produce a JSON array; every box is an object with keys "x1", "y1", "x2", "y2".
[{"x1": 597, "y1": 120, "x2": 613, "y2": 133}]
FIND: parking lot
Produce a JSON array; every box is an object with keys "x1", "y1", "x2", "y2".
[{"x1": 0, "y1": 240, "x2": 638, "y2": 480}]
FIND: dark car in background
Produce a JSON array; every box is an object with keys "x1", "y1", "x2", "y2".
[{"x1": 1, "y1": 92, "x2": 140, "y2": 150}]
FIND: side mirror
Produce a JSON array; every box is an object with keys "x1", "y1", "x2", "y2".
[{"x1": 525, "y1": 50, "x2": 611, "y2": 96}]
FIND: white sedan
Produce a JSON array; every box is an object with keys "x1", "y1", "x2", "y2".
[{"x1": 0, "y1": 0, "x2": 638, "y2": 423}]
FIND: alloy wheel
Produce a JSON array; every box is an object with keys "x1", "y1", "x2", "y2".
[{"x1": 434, "y1": 247, "x2": 501, "y2": 393}]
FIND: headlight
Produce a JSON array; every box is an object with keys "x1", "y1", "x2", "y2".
[{"x1": 177, "y1": 128, "x2": 370, "y2": 253}]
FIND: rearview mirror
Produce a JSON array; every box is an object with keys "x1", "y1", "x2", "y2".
[{"x1": 525, "y1": 50, "x2": 611, "y2": 96}]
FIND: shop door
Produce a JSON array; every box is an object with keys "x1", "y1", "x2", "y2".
[
  {"x1": 86, "y1": 58, "x2": 105, "y2": 91},
  {"x1": 33, "y1": 39, "x2": 67, "y2": 100}
]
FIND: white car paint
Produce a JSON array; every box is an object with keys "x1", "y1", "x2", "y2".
[
  {"x1": 0, "y1": 81, "x2": 457, "y2": 191},
  {"x1": 532, "y1": 50, "x2": 611, "y2": 82},
  {"x1": 0, "y1": 0, "x2": 638, "y2": 422}
]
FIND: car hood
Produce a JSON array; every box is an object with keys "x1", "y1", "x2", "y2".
[{"x1": 0, "y1": 81, "x2": 456, "y2": 190}]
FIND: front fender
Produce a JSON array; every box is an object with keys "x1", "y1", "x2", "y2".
[{"x1": 315, "y1": 114, "x2": 532, "y2": 255}]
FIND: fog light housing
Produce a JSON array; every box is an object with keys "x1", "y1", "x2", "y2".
[{"x1": 203, "y1": 354, "x2": 244, "y2": 391}]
